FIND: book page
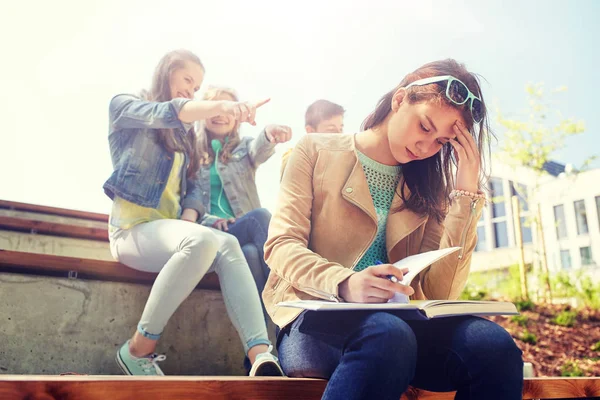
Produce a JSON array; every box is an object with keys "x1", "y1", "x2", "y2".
[{"x1": 388, "y1": 247, "x2": 461, "y2": 304}]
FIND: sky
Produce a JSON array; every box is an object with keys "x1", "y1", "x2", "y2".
[{"x1": 1, "y1": 0, "x2": 598, "y2": 214}]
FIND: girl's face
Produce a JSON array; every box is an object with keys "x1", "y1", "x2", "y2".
[
  {"x1": 387, "y1": 89, "x2": 466, "y2": 164},
  {"x1": 205, "y1": 92, "x2": 237, "y2": 138},
  {"x1": 169, "y1": 61, "x2": 204, "y2": 100}
]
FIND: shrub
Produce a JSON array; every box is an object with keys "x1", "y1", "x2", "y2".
[
  {"x1": 510, "y1": 315, "x2": 529, "y2": 327},
  {"x1": 520, "y1": 330, "x2": 537, "y2": 344},
  {"x1": 591, "y1": 341, "x2": 600, "y2": 352},
  {"x1": 515, "y1": 299, "x2": 535, "y2": 312},
  {"x1": 553, "y1": 310, "x2": 577, "y2": 327},
  {"x1": 561, "y1": 360, "x2": 585, "y2": 377}
]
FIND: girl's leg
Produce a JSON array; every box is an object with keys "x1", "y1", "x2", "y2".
[
  {"x1": 408, "y1": 316, "x2": 523, "y2": 400},
  {"x1": 110, "y1": 219, "x2": 219, "y2": 374},
  {"x1": 279, "y1": 311, "x2": 417, "y2": 400},
  {"x1": 208, "y1": 229, "x2": 283, "y2": 375},
  {"x1": 241, "y1": 243, "x2": 267, "y2": 295},
  {"x1": 227, "y1": 208, "x2": 271, "y2": 292}
]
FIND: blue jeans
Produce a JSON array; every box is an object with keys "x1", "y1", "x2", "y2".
[
  {"x1": 227, "y1": 208, "x2": 271, "y2": 295},
  {"x1": 278, "y1": 311, "x2": 523, "y2": 400}
]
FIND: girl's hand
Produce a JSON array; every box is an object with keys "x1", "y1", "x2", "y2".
[
  {"x1": 181, "y1": 208, "x2": 198, "y2": 223},
  {"x1": 220, "y1": 99, "x2": 270, "y2": 126},
  {"x1": 338, "y1": 264, "x2": 414, "y2": 303},
  {"x1": 212, "y1": 218, "x2": 236, "y2": 231},
  {"x1": 265, "y1": 124, "x2": 292, "y2": 144},
  {"x1": 449, "y1": 121, "x2": 480, "y2": 193}
]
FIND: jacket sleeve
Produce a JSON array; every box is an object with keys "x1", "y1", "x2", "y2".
[
  {"x1": 280, "y1": 149, "x2": 292, "y2": 181},
  {"x1": 264, "y1": 136, "x2": 355, "y2": 300},
  {"x1": 417, "y1": 196, "x2": 484, "y2": 300},
  {"x1": 109, "y1": 94, "x2": 191, "y2": 132},
  {"x1": 247, "y1": 129, "x2": 277, "y2": 167},
  {"x1": 181, "y1": 175, "x2": 206, "y2": 220}
]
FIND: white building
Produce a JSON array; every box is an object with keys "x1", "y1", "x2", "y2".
[{"x1": 471, "y1": 157, "x2": 600, "y2": 283}]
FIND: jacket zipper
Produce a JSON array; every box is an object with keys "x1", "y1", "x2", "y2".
[
  {"x1": 343, "y1": 198, "x2": 377, "y2": 271},
  {"x1": 457, "y1": 199, "x2": 479, "y2": 260},
  {"x1": 299, "y1": 286, "x2": 342, "y2": 302}
]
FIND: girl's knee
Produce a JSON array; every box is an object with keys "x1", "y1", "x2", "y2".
[
  {"x1": 184, "y1": 227, "x2": 220, "y2": 257},
  {"x1": 362, "y1": 313, "x2": 417, "y2": 357},
  {"x1": 467, "y1": 318, "x2": 523, "y2": 367},
  {"x1": 248, "y1": 208, "x2": 271, "y2": 226}
]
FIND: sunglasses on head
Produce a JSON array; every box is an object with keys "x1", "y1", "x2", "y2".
[{"x1": 404, "y1": 75, "x2": 484, "y2": 124}]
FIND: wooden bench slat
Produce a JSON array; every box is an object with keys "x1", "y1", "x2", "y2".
[
  {"x1": 0, "y1": 250, "x2": 220, "y2": 290},
  {"x1": 0, "y1": 215, "x2": 109, "y2": 241},
  {"x1": 0, "y1": 376, "x2": 598, "y2": 400},
  {"x1": 0, "y1": 200, "x2": 109, "y2": 222}
]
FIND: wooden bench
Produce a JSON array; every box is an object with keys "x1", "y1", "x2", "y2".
[
  {"x1": 0, "y1": 376, "x2": 598, "y2": 400},
  {"x1": 0, "y1": 199, "x2": 220, "y2": 289},
  {"x1": 0, "y1": 200, "x2": 109, "y2": 222}
]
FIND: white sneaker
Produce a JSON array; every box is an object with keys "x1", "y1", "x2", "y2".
[{"x1": 249, "y1": 345, "x2": 285, "y2": 377}]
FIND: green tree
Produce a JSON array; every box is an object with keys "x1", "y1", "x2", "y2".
[{"x1": 496, "y1": 83, "x2": 593, "y2": 302}]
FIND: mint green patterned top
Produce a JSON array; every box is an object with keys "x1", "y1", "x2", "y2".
[{"x1": 354, "y1": 150, "x2": 402, "y2": 271}]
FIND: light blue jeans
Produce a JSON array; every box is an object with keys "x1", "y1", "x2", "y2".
[{"x1": 109, "y1": 219, "x2": 271, "y2": 353}]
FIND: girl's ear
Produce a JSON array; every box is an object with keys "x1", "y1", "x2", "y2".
[{"x1": 391, "y1": 88, "x2": 407, "y2": 112}]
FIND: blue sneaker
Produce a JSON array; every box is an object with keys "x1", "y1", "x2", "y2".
[
  {"x1": 249, "y1": 345, "x2": 285, "y2": 377},
  {"x1": 115, "y1": 340, "x2": 166, "y2": 376}
]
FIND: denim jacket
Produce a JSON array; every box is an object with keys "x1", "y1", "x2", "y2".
[
  {"x1": 103, "y1": 94, "x2": 205, "y2": 219},
  {"x1": 195, "y1": 130, "x2": 276, "y2": 226}
]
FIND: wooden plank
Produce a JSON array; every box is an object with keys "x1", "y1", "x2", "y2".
[
  {"x1": 0, "y1": 216, "x2": 109, "y2": 241},
  {"x1": 523, "y1": 377, "x2": 600, "y2": 399},
  {"x1": 0, "y1": 250, "x2": 220, "y2": 290},
  {"x1": 0, "y1": 376, "x2": 598, "y2": 400},
  {"x1": 0, "y1": 200, "x2": 109, "y2": 222}
]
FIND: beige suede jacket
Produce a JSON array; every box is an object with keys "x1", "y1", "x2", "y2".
[{"x1": 263, "y1": 134, "x2": 484, "y2": 328}]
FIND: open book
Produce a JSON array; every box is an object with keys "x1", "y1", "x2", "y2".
[
  {"x1": 276, "y1": 247, "x2": 519, "y2": 319},
  {"x1": 276, "y1": 299, "x2": 519, "y2": 320}
]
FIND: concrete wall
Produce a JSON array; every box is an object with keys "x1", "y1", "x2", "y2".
[{"x1": 0, "y1": 272, "x2": 275, "y2": 376}]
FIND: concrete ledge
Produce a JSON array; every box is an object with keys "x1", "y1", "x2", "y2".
[{"x1": 0, "y1": 272, "x2": 248, "y2": 376}]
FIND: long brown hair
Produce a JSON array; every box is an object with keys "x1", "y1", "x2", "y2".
[
  {"x1": 197, "y1": 86, "x2": 241, "y2": 165},
  {"x1": 141, "y1": 49, "x2": 204, "y2": 179},
  {"x1": 361, "y1": 59, "x2": 491, "y2": 223}
]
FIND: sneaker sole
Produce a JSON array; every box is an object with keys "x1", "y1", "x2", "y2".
[
  {"x1": 250, "y1": 361, "x2": 285, "y2": 377},
  {"x1": 115, "y1": 351, "x2": 133, "y2": 376}
]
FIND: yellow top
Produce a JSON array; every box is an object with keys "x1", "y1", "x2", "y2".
[{"x1": 109, "y1": 152, "x2": 184, "y2": 231}]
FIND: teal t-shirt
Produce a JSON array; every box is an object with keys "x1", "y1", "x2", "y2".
[
  {"x1": 210, "y1": 161, "x2": 236, "y2": 219},
  {"x1": 354, "y1": 150, "x2": 402, "y2": 271}
]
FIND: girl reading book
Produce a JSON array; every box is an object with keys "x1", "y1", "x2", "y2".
[{"x1": 265, "y1": 59, "x2": 523, "y2": 399}]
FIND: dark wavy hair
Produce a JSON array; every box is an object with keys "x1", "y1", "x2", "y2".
[
  {"x1": 361, "y1": 59, "x2": 491, "y2": 223},
  {"x1": 141, "y1": 49, "x2": 204, "y2": 179}
]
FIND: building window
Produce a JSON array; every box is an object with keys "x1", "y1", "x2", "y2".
[
  {"x1": 475, "y1": 225, "x2": 487, "y2": 252},
  {"x1": 494, "y1": 221, "x2": 509, "y2": 248},
  {"x1": 490, "y1": 178, "x2": 506, "y2": 218},
  {"x1": 511, "y1": 181, "x2": 532, "y2": 243},
  {"x1": 490, "y1": 177, "x2": 508, "y2": 248},
  {"x1": 553, "y1": 204, "x2": 568, "y2": 239},
  {"x1": 521, "y1": 217, "x2": 533, "y2": 243},
  {"x1": 574, "y1": 200, "x2": 589, "y2": 235},
  {"x1": 580, "y1": 246, "x2": 593, "y2": 266},
  {"x1": 560, "y1": 249, "x2": 572, "y2": 270}
]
